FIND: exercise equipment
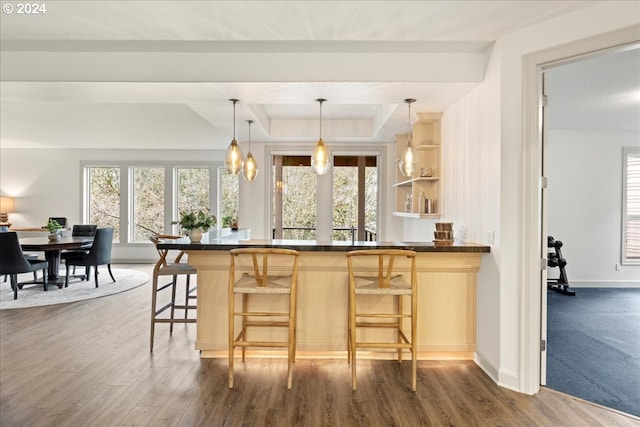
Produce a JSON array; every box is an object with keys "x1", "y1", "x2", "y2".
[{"x1": 547, "y1": 236, "x2": 575, "y2": 296}]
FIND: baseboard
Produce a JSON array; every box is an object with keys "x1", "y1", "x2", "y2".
[
  {"x1": 474, "y1": 352, "x2": 499, "y2": 383},
  {"x1": 570, "y1": 280, "x2": 640, "y2": 288},
  {"x1": 474, "y1": 351, "x2": 521, "y2": 393}
]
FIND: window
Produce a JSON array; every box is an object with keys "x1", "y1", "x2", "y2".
[
  {"x1": 272, "y1": 155, "x2": 317, "y2": 240},
  {"x1": 177, "y1": 167, "x2": 210, "y2": 217},
  {"x1": 270, "y1": 152, "x2": 379, "y2": 241},
  {"x1": 623, "y1": 147, "x2": 640, "y2": 264},
  {"x1": 332, "y1": 156, "x2": 378, "y2": 241},
  {"x1": 131, "y1": 166, "x2": 164, "y2": 242},
  {"x1": 87, "y1": 166, "x2": 121, "y2": 243},
  {"x1": 84, "y1": 162, "x2": 218, "y2": 244},
  {"x1": 219, "y1": 167, "x2": 239, "y2": 227}
]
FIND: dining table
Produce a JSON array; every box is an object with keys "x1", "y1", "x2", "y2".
[{"x1": 19, "y1": 236, "x2": 94, "y2": 287}]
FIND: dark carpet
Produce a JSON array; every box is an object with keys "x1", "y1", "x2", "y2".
[{"x1": 547, "y1": 287, "x2": 640, "y2": 417}]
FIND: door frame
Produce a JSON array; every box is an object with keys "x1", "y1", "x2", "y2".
[{"x1": 521, "y1": 25, "x2": 640, "y2": 394}]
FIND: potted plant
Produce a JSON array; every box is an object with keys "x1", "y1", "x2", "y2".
[
  {"x1": 45, "y1": 218, "x2": 64, "y2": 241},
  {"x1": 172, "y1": 209, "x2": 216, "y2": 243}
]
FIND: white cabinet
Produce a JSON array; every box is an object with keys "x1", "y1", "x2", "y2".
[{"x1": 393, "y1": 112, "x2": 442, "y2": 218}]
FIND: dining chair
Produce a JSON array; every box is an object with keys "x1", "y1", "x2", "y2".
[
  {"x1": 0, "y1": 232, "x2": 49, "y2": 299},
  {"x1": 149, "y1": 234, "x2": 197, "y2": 351},
  {"x1": 346, "y1": 249, "x2": 418, "y2": 391},
  {"x1": 1, "y1": 226, "x2": 38, "y2": 282},
  {"x1": 228, "y1": 248, "x2": 300, "y2": 389},
  {"x1": 63, "y1": 227, "x2": 115, "y2": 288},
  {"x1": 61, "y1": 224, "x2": 98, "y2": 278}
]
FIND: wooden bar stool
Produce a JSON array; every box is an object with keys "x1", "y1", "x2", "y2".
[
  {"x1": 228, "y1": 248, "x2": 300, "y2": 389},
  {"x1": 346, "y1": 249, "x2": 418, "y2": 391},
  {"x1": 149, "y1": 234, "x2": 197, "y2": 351}
]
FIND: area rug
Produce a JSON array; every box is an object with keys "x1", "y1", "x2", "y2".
[{"x1": 0, "y1": 268, "x2": 149, "y2": 309}]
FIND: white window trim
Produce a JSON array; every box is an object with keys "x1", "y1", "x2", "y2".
[
  {"x1": 622, "y1": 147, "x2": 640, "y2": 265},
  {"x1": 81, "y1": 160, "x2": 219, "y2": 246}
]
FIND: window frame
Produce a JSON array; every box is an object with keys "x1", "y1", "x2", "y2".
[
  {"x1": 622, "y1": 147, "x2": 640, "y2": 265},
  {"x1": 266, "y1": 146, "x2": 384, "y2": 242},
  {"x1": 81, "y1": 161, "x2": 220, "y2": 246}
]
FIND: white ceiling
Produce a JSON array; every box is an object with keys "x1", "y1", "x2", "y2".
[{"x1": 1, "y1": 1, "x2": 637, "y2": 150}]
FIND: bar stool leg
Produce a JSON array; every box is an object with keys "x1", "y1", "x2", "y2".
[
  {"x1": 169, "y1": 275, "x2": 177, "y2": 335},
  {"x1": 397, "y1": 295, "x2": 403, "y2": 363},
  {"x1": 150, "y1": 273, "x2": 159, "y2": 351}
]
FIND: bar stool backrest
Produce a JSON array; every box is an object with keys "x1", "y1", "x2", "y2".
[
  {"x1": 346, "y1": 249, "x2": 417, "y2": 290},
  {"x1": 229, "y1": 248, "x2": 299, "y2": 290}
]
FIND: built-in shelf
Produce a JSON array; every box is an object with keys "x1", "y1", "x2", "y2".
[
  {"x1": 393, "y1": 112, "x2": 443, "y2": 218},
  {"x1": 394, "y1": 177, "x2": 440, "y2": 187},
  {"x1": 415, "y1": 144, "x2": 439, "y2": 151},
  {"x1": 392, "y1": 212, "x2": 441, "y2": 219}
]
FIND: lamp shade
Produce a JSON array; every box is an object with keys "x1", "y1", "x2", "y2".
[
  {"x1": 226, "y1": 139, "x2": 243, "y2": 175},
  {"x1": 0, "y1": 196, "x2": 15, "y2": 213},
  {"x1": 311, "y1": 138, "x2": 331, "y2": 175},
  {"x1": 311, "y1": 98, "x2": 331, "y2": 175}
]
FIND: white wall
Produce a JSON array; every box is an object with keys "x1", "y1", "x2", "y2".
[
  {"x1": 547, "y1": 129, "x2": 640, "y2": 287},
  {"x1": 439, "y1": 44, "x2": 503, "y2": 383}
]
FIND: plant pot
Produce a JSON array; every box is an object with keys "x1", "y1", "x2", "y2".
[
  {"x1": 188, "y1": 228, "x2": 202, "y2": 243},
  {"x1": 48, "y1": 233, "x2": 60, "y2": 241}
]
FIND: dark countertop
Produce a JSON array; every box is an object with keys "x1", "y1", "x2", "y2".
[{"x1": 157, "y1": 236, "x2": 490, "y2": 253}]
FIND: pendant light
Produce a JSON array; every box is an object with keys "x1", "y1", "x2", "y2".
[
  {"x1": 242, "y1": 120, "x2": 258, "y2": 182},
  {"x1": 225, "y1": 99, "x2": 243, "y2": 175},
  {"x1": 399, "y1": 98, "x2": 418, "y2": 177},
  {"x1": 311, "y1": 98, "x2": 331, "y2": 175}
]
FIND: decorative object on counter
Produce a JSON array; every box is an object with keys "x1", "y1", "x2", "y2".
[
  {"x1": 222, "y1": 215, "x2": 233, "y2": 229},
  {"x1": 398, "y1": 98, "x2": 417, "y2": 177},
  {"x1": 45, "y1": 219, "x2": 64, "y2": 241},
  {"x1": 231, "y1": 218, "x2": 239, "y2": 231},
  {"x1": 434, "y1": 222, "x2": 454, "y2": 245},
  {"x1": 311, "y1": 98, "x2": 331, "y2": 175},
  {"x1": 242, "y1": 120, "x2": 258, "y2": 182},
  {"x1": 418, "y1": 192, "x2": 425, "y2": 214},
  {"x1": 0, "y1": 196, "x2": 15, "y2": 227},
  {"x1": 225, "y1": 99, "x2": 243, "y2": 176},
  {"x1": 172, "y1": 209, "x2": 217, "y2": 243}
]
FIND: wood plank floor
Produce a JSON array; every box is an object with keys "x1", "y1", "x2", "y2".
[{"x1": 1, "y1": 264, "x2": 639, "y2": 427}]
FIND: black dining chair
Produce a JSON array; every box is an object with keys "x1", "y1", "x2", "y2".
[
  {"x1": 64, "y1": 227, "x2": 115, "y2": 288},
  {"x1": 61, "y1": 224, "x2": 98, "y2": 278},
  {"x1": 0, "y1": 232, "x2": 48, "y2": 299},
  {"x1": 1, "y1": 226, "x2": 39, "y2": 283}
]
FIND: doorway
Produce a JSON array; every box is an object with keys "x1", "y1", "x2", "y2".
[{"x1": 540, "y1": 45, "x2": 640, "y2": 416}]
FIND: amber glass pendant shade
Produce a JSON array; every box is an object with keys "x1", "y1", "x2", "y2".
[
  {"x1": 311, "y1": 98, "x2": 331, "y2": 175},
  {"x1": 225, "y1": 99, "x2": 243, "y2": 176}
]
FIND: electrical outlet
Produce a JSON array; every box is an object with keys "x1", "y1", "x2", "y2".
[
  {"x1": 615, "y1": 263, "x2": 621, "y2": 271},
  {"x1": 487, "y1": 230, "x2": 495, "y2": 245}
]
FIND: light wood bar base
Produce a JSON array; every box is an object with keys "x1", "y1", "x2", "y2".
[{"x1": 187, "y1": 250, "x2": 483, "y2": 360}]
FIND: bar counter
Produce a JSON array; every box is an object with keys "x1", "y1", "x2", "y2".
[{"x1": 158, "y1": 236, "x2": 490, "y2": 359}]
